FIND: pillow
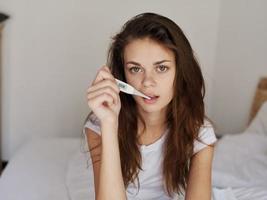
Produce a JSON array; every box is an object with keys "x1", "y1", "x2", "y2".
[
  {"x1": 212, "y1": 132, "x2": 267, "y2": 188},
  {"x1": 246, "y1": 101, "x2": 267, "y2": 135}
]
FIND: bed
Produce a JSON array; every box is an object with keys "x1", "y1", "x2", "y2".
[
  {"x1": 0, "y1": 80, "x2": 266, "y2": 200},
  {"x1": 212, "y1": 101, "x2": 267, "y2": 200},
  {"x1": 212, "y1": 77, "x2": 267, "y2": 200}
]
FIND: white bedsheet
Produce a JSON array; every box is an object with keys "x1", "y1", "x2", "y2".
[
  {"x1": 66, "y1": 144, "x2": 95, "y2": 200},
  {"x1": 0, "y1": 137, "x2": 81, "y2": 200},
  {"x1": 212, "y1": 188, "x2": 238, "y2": 200}
]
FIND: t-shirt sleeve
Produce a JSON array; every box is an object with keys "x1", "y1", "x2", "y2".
[
  {"x1": 83, "y1": 113, "x2": 101, "y2": 136},
  {"x1": 193, "y1": 120, "x2": 217, "y2": 155},
  {"x1": 82, "y1": 113, "x2": 101, "y2": 153}
]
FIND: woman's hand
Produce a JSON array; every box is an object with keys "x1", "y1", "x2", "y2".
[{"x1": 87, "y1": 66, "x2": 121, "y2": 126}]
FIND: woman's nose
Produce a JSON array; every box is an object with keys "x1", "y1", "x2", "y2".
[{"x1": 142, "y1": 74, "x2": 156, "y2": 88}]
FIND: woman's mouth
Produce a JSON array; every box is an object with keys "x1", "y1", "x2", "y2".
[{"x1": 143, "y1": 95, "x2": 159, "y2": 104}]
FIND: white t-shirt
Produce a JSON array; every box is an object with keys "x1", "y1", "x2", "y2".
[{"x1": 84, "y1": 118, "x2": 217, "y2": 200}]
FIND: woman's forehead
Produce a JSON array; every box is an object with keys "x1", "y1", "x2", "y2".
[{"x1": 123, "y1": 38, "x2": 175, "y2": 64}]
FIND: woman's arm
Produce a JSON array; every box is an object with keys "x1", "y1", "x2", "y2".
[
  {"x1": 97, "y1": 122, "x2": 127, "y2": 200},
  {"x1": 86, "y1": 66, "x2": 126, "y2": 200},
  {"x1": 87, "y1": 123, "x2": 126, "y2": 200},
  {"x1": 185, "y1": 145, "x2": 215, "y2": 200}
]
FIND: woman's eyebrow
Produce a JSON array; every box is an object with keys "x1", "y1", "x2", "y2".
[
  {"x1": 125, "y1": 61, "x2": 141, "y2": 66},
  {"x1": 153, "y1": 60, "x2": 172, "y2": 65},
  {"x1": 125, "y1": 60, "x2": 172, "y2": 66}
]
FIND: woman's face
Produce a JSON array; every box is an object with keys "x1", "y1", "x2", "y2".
[{"x1": 123, "y1": 37, "x2": 176, "y2": 114}]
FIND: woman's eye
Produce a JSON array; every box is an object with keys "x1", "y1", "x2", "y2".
[
  {"x1": 129, "y1": 66, "x2": 141, "y2": 73},
  {"x1": 156, "y1": 65, "x2": 168, "y2": 72}
]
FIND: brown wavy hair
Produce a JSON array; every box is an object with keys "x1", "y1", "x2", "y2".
[{"x1": 86, "y1": 12, "x2": 206, "y2": 197}]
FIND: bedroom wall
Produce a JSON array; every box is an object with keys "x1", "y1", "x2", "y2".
[
  {"x1": 0, "y1": 1, "x2": 221, "y2": 160},
  {"x1": 210, "y1": 0, "x2": 267, "y2": 136}
]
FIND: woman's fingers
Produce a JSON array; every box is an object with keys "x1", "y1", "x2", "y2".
[
  {"x1": 87, "y1": 86, "x2": 119, "y2": 105},
  {"x1": 88, "y1": 92, "x2": 114, "y2": 108},
  {"x1": 86, "y1": 65, "x2": 121, "y2": 121},
  {"x1": 92, "y1": 66, "x2": 115, "y2": 85},
  {"x1": 87, "y1": 79, "x2": 120, "y2": 94}
]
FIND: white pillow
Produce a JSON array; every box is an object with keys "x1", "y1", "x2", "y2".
[
  {"x1": 212, "y1": 133, "x2": 267, "y2": 188},
  {"x1": 246, "y1": 101, "x2": 267, "y2": 135}
]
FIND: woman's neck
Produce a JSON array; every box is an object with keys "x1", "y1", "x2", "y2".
[{"x1": 137, "y1": 110, "x2": 167, "y2": 138}]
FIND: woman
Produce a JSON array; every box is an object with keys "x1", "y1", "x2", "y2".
[{"x1": 85, "y1": 12, "x2": 217, "y2": 200}]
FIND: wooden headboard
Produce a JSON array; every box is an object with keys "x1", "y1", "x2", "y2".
[
  {"x1": 0, "y1": 14, "x2": 9, "y2": 172},
  {"x1": 248, "y1": 77, "x2": 267, "y2": 124},
  {"x1": 0, "y1": 23, "x2": 3, "y2": 171}
]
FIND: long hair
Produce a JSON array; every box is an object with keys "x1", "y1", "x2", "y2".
[{"x1": 87, "y1": 13, "x2": 206, "y2": 197}]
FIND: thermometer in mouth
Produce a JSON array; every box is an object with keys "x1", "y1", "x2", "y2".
[{"x1": 115, "y1": 79, "x2": 151, "y2": 99}]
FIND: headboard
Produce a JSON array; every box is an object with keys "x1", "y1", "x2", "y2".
[
  {"x1": 0, "y1": 13, "x2": 9, "y2": 172},
  {"x1": 0, "y1": 23, "x2": 3, "y2": 171},
  {"x1": 248, "y1": 77, "x2": 267, "y2": 124}
]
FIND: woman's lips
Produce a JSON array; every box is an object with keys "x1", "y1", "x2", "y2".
[{"x1": 143, "y1": 95, "x2": 159, "y2": 104}]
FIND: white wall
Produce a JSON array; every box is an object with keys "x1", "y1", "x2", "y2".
[
  {"x1": 0, "y1": 0, "x2": 221, "y2": 160},
  {"x1": 211, "y1": 0, "x2": 267, "y2": 135}
]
